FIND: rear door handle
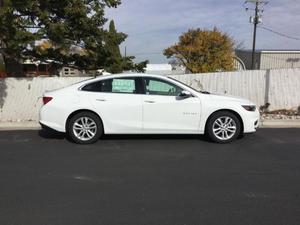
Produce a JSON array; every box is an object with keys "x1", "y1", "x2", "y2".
[{"x1": 144, "y1": 100, "x2": 155, "y2": 103}]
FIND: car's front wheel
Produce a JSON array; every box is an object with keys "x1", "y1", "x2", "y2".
[
  {"x1": 206, "y1": 111, "x2": 241, "y2": 143},
  {"x1": 68, "y1": 112, "x2": 103, "y2": 144}
]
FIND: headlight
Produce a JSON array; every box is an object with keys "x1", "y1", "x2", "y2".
[{"x1": 242, "y1": 105, "x2": 256, "y2": 112}]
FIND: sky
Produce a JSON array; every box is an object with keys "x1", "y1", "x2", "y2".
[{"x1": 105, "y1": 0, "x2": 300, "y2": 63}]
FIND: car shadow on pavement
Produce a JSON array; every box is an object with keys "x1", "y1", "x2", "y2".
[
  {"x1": 38, "y1": 128, "x2": 212, "y2": 143},
  {"x1": 102, "y1": 134, "x2": 211, "y2": 142},
  {"x1": 38, "y1": 128, "x2": 66, "y2": 140}
]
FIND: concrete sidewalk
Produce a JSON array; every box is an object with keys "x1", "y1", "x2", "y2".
[
  {"x1": 0, "y1": 121, "x2": 41, "y2": 130},
  {"x1": 1, "y1": 120, "x2": 300, "y2": 131}
]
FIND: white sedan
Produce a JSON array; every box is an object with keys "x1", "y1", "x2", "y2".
[{"x1": 40, "y1": 74, "x2": 259, "y2": 144}]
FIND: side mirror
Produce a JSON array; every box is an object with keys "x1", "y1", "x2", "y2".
[{"x1": 178, "y1": 90, "x2": 192, "y2": 98}]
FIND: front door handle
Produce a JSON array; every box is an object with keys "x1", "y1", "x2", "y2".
[
  {"x1": 96, "y1": 99, "x2": 106, "y2": 102},
  {"x1": 144, "y1": 100, "x2": 155, "y2": 103}
]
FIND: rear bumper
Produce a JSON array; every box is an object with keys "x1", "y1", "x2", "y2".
[
  {"x1": 39, "y1": 120, "x2": 65, "y2": 132},
  {"x1": 39, "y1": 105, "x2": 67, "y2": 132},
  {"x1": 39, "y1": 122, "x2": 64, "y2": 133}
]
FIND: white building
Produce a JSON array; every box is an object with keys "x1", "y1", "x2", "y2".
[
  {"x1": 145, "y1": 64, "x2": 185, "y2": 75},
  {"x1": 236, "y1": 49, "x2": 300, "y2": 70},
  {"x1": 145, "y1": 64, "x2": 172, "y2": 75}
]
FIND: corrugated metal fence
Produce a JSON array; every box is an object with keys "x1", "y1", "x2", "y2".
[
  {"x1": 171, "y1": 68, "x2": 300, "y2": 111},
  {"x1": 0, "y1": 68, "x2": 300, "y2": 122}
]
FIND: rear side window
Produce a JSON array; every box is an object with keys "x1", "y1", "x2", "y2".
[
  {"x1": 81, "y1": 78, "x2": 137, "y2": 94},
  {"x1": 81, "y1": 81, "x2": 102, "y2": 92},
  {"x1": 112, "y1": 79, "x2": 135, "y2": 93}
]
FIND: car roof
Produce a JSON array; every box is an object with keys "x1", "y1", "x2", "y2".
[{"x1": 94, "y1": 73, "x2": 168, "y2": 80}]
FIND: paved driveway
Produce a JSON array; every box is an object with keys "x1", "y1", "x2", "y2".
[{"x1": 0, "y1": 129, "x2": 300, "y2": 225}]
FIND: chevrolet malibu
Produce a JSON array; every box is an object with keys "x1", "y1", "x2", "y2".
[{"x1": 40, "y1": 74, "x2": 259, "y2": 144}]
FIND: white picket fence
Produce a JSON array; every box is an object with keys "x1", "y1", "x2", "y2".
[{"x1": 0, "y1": 68, "x2": 300, "y2": 122}]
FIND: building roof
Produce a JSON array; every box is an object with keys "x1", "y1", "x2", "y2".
[
  {"x1": 236, "y1": 49, "x2": 300, "y2": 53},
  {"x1": 146, "y1": 64, "x2": 172, "y2": 71}
]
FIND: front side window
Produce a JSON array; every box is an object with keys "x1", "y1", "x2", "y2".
[
  {"x1": 143, "y1": 78, "x2": 183, "y2": 96},
  {"x1": 82, "y1": 78, "x2": 137, "y2": 94}
]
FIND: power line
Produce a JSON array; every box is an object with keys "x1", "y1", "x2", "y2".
[{"x1": 259, "y1": 26, "x2": 300, "y2": 41}]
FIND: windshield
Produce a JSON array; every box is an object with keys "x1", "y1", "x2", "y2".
[{"x1": 167, "y1": 77, "x2": 210, "y2": 94}]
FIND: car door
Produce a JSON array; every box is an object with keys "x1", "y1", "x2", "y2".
[
  {"x1": 141, "y1": 77, "x2": 201, "y2": 134},
  {"x1": 81, "y1": 77, "x2": 143, "y2": 134}
]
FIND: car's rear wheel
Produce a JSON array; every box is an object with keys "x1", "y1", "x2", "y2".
[
  {"x1": 68, "y1": 112, "x2": 103, "y2": 144},
  {"x1": 206, "y1": 111, "x2": 241, "y2": 143}
]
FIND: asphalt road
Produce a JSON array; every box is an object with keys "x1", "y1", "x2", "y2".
[{"x1": 0, "y1": 129, "x2": 300, "y2": 225}]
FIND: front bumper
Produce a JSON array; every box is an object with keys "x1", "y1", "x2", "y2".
[{"x1": 243, "y1": 109, "x2": 260, "y2": 133}]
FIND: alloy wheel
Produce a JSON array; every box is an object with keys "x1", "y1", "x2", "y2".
[
  {"x1": 72, "y1": 117, "x2": 98, "y2": 141},
  {"x1": 212, "y1": 116, "x2": 237, "y2": 141}
]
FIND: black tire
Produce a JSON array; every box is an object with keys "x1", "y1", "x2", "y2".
[
  {"x1": 206, "y1": 111, "x2": 241, "y2": 143},
  {"x1": 67, "y1": 112, "x2": 103, "y2": 144}
]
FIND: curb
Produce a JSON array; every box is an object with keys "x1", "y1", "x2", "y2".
[
  {"x1": 260, "y1": 120, "x2": 300, "y2": 128},
  {"x1": 0, "y1": 122, "x2": 41, "y2": 131}
]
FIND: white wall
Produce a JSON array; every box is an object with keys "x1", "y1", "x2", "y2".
[
  {"x1": 171, "y1": 68, "x2": 300, "y2": 111},
  {"x1": 171, "y1": 70, "x2": 267, "y2": 107},
  {"x1": 267, "y1": 69, "x2": 300, "y2": 110},
  {"x1": 0, "y1": 77, "x2": 89, "y2": 122},
  {"x1": 0, "y1": 68, "x2": 300, "y2": 122}
]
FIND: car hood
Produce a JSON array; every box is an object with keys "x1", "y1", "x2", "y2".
[{"x1": 205, "y1": 93, "x2": 254, "y2": 105}]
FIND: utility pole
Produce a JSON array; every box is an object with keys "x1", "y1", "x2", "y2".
[
  {"x1": 245, "y1": 0, "x2": 268, "y2": 70},
  {"x1": 251, "y1": 1, "x2": 259, "y2": 70}
]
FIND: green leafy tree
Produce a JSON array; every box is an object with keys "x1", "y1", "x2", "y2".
[
  {"x1": 104, "y1": 20, "x2": 148, "y2": 73},
  {"x1": 133, "y1": 60, "x2": 149, "y2": 73},
  {"x1": 0, "y1": 0, "x2": 124, "y2": 76},
  {"x1": 120, "y1": 56, "x2": 148, "y2": 73},
  {"x1": 105, "y1": 20, "x2": 126, "y2": 73},
  {"x1": 164, "y1": 28, "x2": 235, "y2": 73}
]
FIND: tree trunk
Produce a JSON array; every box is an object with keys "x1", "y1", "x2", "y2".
[{"x1": 2, "y1": 55, "x2": 24, "y2": 77}]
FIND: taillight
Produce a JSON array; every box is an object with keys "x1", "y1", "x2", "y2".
[{"x1": 43, "y1": 96, "x2": 53, "y2": 105}]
